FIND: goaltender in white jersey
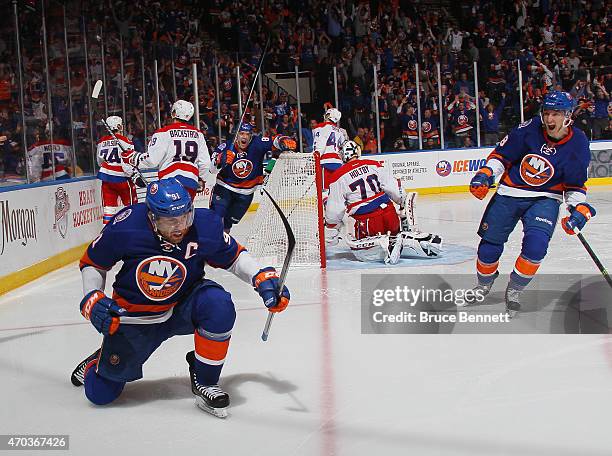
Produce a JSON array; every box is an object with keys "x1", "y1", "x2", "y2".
[
  {"x1": 122, "y1": 100, "x2": 211, "y2": 199},
  {"x1": 325, "y1": 141, "x2": 443, "y2": 264}
]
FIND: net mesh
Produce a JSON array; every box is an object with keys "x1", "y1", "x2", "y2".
[{"x1": 245, "y1": 152, "x2": 321, "y2": 268}]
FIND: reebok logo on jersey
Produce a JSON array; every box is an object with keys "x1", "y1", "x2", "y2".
[
  {"x1": 520, "y1": 154, "x2": 555, "y2": 186},
  {"x1": 135, "y1": 256, "x2": 187, "y2": 301}
]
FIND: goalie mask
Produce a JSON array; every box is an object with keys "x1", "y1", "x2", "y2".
[
  {"x1": 171, "y1": 100, "x2": 195, "y2": 122},
  {"x1": 324, "y1": 107, "x2": 341, "y2": 124},
  {"x1": 106, "y1": 116, "x2": 123, "y2": 132},
  {"x1": 342, "y1": 140, "x2": 361, "y2": 162}
]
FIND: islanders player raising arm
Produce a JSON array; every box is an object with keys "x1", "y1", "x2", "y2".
[
  {"x1": 208, "y1": 123, "x2": 295, "y2": 232},
  {"x1": 71, "y1": 178, "x2": 290, "y2": 418},
  {"x1": 467, "y1": 90, "x2": 594, "y2": 316}
]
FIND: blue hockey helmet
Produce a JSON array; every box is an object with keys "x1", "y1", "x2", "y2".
[
  {"x1": 234, "y1": 122, "x2": 254, "y2": 149},
  {"x1": 238, "y1": 123, "x2": 254, "y2": 133},
  {"x1": 541, "y1": 90, "x2": 576, "y2": 112},
  {"x1": 541, "y1": 90, "x2": 576, "y2": 128},
  {"x1": 146, "y1": 178, "x2": 192, "y2": 217},
  {"x1": 146, "y1": 178, "x2": 194, "y2": 242}
]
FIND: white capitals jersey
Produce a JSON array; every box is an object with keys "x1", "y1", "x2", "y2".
[
  {"x1": 26, "y1": 139, "x2": 72, "y2": 182},
  {"x1": 96, "y1": 134, "x2": 134, "y2": 182},
  {"x1": 326, "y1": 158, "x2": 401, "y2": 226},
  {"x1": 313, "y1": 121, "x2": 347, "y2": 168},
  {"x1": 138, "y1": 121, "x2": 211, "y2": 190}
]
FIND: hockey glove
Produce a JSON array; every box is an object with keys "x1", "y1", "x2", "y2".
[
  {"x1": 469, "y1": 167, "x2": 495, "y2": 200},
  {"x1": 213, "y1": 149, "x2": 236, "y2": 170},
  {"x1": 121, "y1": 149, "x2": 143, "y2": 168},
  {"x1": 277, "y1": 136, "x2": 297, "y2": 152},
  {"x1": 80, "y1": 290, "x2": 125, "y2": 336},
  {"x1": 562, "y1": 203, "x2": 596, "y2": 235},
  {"x1": 253, "y1": 267, "x2": 290, "y2": 313}
]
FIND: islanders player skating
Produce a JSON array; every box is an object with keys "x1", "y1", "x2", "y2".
[{"x1": 467, "y1": 91, "x2": 595, "y2": 316}]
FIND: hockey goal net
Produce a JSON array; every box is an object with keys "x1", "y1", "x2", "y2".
[{"x1": 245, "y1": 152, "x2": 326, "y2": 268}]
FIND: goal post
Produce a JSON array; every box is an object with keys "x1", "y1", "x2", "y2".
[{"x1": 245, "y1": 152, "x2": 326, "y2": 268}]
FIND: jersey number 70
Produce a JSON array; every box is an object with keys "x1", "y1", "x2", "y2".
[{"x1": 349, "y1": 174, "x2": 382, "y2": 199}]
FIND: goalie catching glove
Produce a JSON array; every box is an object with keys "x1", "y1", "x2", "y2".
[
  {"x1": 80, "y1": 290, "x2": 125, "y2": 336},
  {"x1": 253, "y1": 267, "x2": 290, "y2": 313}
]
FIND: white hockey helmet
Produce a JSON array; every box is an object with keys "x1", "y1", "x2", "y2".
[
  {"x1": 324, "y1": 107, "x2": 341, "y2": 124},
  {"x1": 106, "y1": 115, "x2": 123, "y2": 132},
  {"x1": 171, "y1": 100, "x2": 195, "y2": 121},
  {"x1": 342, "y1": 140, "x2": 361, "y2": 162}
]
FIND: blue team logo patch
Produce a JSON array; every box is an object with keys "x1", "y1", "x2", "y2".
[
  {"x1": 136, "y1": 256, "x2": 187, "y2": 301},
  {"x1": 113, "y1": 208, "x2": 132, "y2": 224},
  {"x1": 520, "y1": 154, "x2": 555, "y2": 187},
  {"x1": 422, "y1": 122, "x2": 432, "y2": 133},
  {"x1": 150, "y1": 183, "x2": 158, "y2": 195},
  {"x1": 408, "y1": 120, "x2": 417, "y2": 130},
  {"x1": 436, "y1": 160, "x2": 452, "y2": 177},
  {"x1": 232, "y1": 159, "x2": 254, "y2": 179}
]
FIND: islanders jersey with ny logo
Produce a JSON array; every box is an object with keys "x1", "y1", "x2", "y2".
[
  {"x1": 79, "y1": 204, "x2": 245, "y2": 321},
  {"x1": 214, "y1": 135, "x2": 273, "y2": 195},
  {"x1": 488, "y1": 116, "x2": 590, "y2": 204}
]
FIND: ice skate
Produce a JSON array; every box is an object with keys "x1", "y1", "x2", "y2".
[
  {"x1": 186, "y1": 351, "x2": 229, "y2": 418},
  {"x1": 505, "y1": 284, "x2": 523, "y2": 318},
  {"x1": 70, "y1": 349, "x2": 101, "y2": 386},
  {"x1": 460, "y1": 271, "x2": 499, "y2": 307}
]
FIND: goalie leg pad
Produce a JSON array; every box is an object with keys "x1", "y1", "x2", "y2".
[
  {"x1": 345, "y1": 235, "x2": 390, "y2": 263},
  {"x1": 400, "y1": 191, "x2": 418, "y2": 232},
  {"x1": 399, "y1": 231, "x2": 443, "y2": 258}
]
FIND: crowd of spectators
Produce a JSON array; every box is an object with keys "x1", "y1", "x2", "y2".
[{"x1": 0, "y1": 0, "x2": 610, "y2": 184}]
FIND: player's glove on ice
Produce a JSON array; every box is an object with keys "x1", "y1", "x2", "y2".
[
  {"x1": 470, "y1": 167, "x2": 495, "y2": 200},
  {"x1": 80, "y1": 290, "x2": 125, "y2": 336},
  {"x1": 562, "y1": 203, "x2": 596, "y2": 235},
  {"x1": 253, "y1": 267, "x2": 290, "y2": 313}
]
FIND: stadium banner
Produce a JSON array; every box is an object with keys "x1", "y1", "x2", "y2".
[
  {"x1": 589, "y1": 141, "x2": 612, "y2": 179},
  {"x1": 373, "y1": 148, "x2": 492, "y2": 191},
  {"x1": 0, "y1": 179, "x2": 103, "y2": 279}
]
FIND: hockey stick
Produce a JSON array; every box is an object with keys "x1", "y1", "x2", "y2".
[
  {"x1": 233, "y1": 36, "x2": 272, "y2": 141},
  {"x1": 573, "y1": 226, "x2": 612, "y2": 288},
  {"x1": 91, "y1": 80, "x2": 148, "y2": 187},
  {"x1": 261, "y1": 187, "x2": 296, "y2": 341}
]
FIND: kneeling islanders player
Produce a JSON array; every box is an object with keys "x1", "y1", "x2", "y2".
[
  {"x1": 325, "y1": 141, "x2": 442, "y2": 264},
  {"x1": 468, "y1": 90, "x2": 594, "y2": 316},
  {"x1": 71, "y1": 178, "x2": 290, "y2": 418}
]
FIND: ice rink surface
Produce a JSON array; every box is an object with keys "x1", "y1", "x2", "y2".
[{"x1": 1, "y1": 187, "x2": 612, "y2": 456}]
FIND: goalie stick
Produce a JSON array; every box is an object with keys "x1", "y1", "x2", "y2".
[
  {"x1": 261, "y1": 187, "x2": 296, "y2": 341},
  {"x1": 91, "y1": 80, "x2": 148, "y2": 187}
]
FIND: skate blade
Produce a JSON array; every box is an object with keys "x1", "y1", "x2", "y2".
[
  {"x1": 195, "y1": 397, "x2": 229, "y2": 419},
  {"x1": 505, "y1": 304, "x2": 520, "y2": 319}
]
